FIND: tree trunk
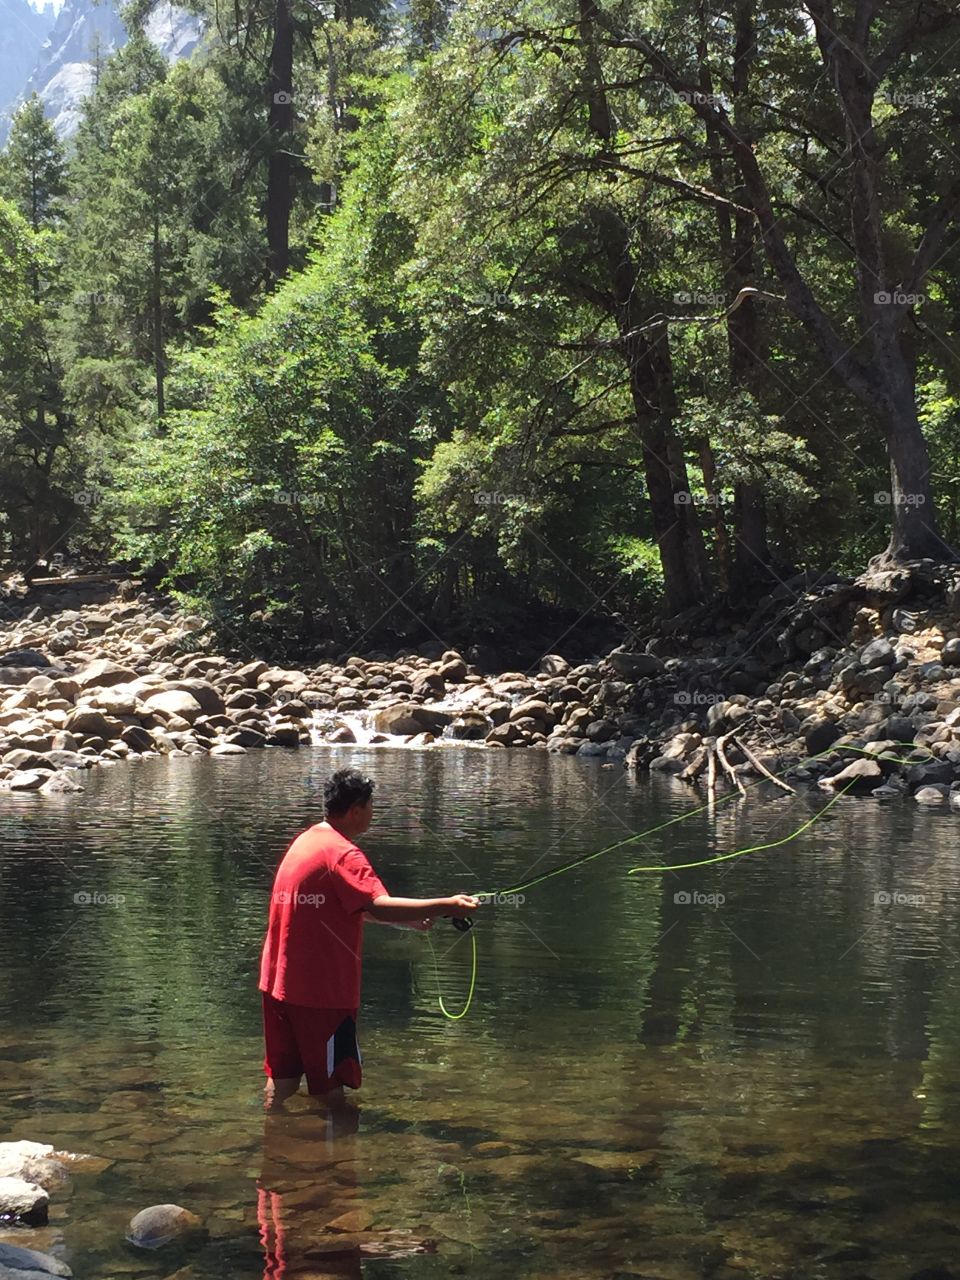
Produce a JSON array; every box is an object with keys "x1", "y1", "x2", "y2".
[
  {"x1": 266, "y1": 0, "x2": 294, "y2": 281},
  {"x1": 577, "y1": 0, "x2": 710, "y2": 613},
  {"x1": 877, "y1": 389, "x2": 944, "y2": 563},
  {"x1": 152, "y1": 211, "x2": 165, "y2": 420}
]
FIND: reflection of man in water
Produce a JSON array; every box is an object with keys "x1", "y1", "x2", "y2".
[
  {"x1": 257, "y1": 1107, "x2": 363, "y2": 1280},
  {"x1": 259, "y1": 767, "x2": 478, "y2": 1109}
]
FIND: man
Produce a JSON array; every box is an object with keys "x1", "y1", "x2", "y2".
[{"x1": 259, "y1": 767, "x2": 479, "y2": 1109}]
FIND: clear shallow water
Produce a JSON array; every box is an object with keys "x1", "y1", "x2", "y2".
[{"x1": 2, "y1": 748, "x2": 960, "y2": 1279}]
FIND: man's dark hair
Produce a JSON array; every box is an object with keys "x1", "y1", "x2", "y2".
[{"x1": 324, "y1": 768, "x2": 375, "y2": 817}]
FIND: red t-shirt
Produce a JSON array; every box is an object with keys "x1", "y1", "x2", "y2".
[{"x1": 259, "y1": 824, "x2": 388, "y2": 1009}]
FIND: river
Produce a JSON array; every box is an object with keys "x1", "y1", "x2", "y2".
[{"x1": 2, "y1": 746, "x2": 960, "y2": 1279}]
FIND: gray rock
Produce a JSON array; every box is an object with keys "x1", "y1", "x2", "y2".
[
  {"x1": 126, "y1": 1203, "x2": 203, "y2": 1249},
  {"x1": 907, "y1": 761, "x2": 956, "y2": 788},
  {"x1": 540, "y1": 654, "x2": 569, "y2": 677},
  {"x1": 40, "y1": 772, "x2": 83, "y2": 794},
  {"x1": 209, "y1": 743, "x2": 247, "y2": 756},
  {"x1": 6, "y1": 771, "x2": 48, "y2": 791},
  {"x1": 883, "y1": 716, "x2": 916, "y2": 744},
  {"x1": 74, "y1": 659, "x2": 139, "y2": 691},
  {"x1": 2, "y1": 750, "x2": 54, "y2": 772},
  {"x1": 0, "y1": 1242, "x2": 70, "y2": 1276},
  {"x1": 819, "y1": 758, "x2": 882, "y2": 792},
  {"x1": 225, "y1": 727, "x2": 267, "y2": 749},
  {"x1": 607, "y1": 651, "x2": 664, "y2": 679},
  {"x1": 915, "y1": 785, "x2": 949, "y2": 805},
  {"x1": 941, "y1": 638, "x2": 960, "y2": 666},
  {"x1": 326, "y1": 726, "x2": 356, "y2": 744},
  {"x1": 860, "y1": 640, "x2": 901, "y2": 670},
  {"x1": 804, "y1": 719, "x2": 840, "y2": 756},
  {"x1": 575, "y1": 741, "x2": 610, "y2": 758},
  {"x1": 0, "y1": 649, "x2": 50, "y2": 668},
  {"x1": 64, "y1": 710, "x2": 117, "y2": 739},
  {"x1": 143, "y1": 689, "x2": 204, "y2": 724},
  {"x1": 0, "y1": 1176, "x2": 48, "y2": 1225},
  {"x1": 120, "y1": 726, "x2": 154, "y2": 753}
]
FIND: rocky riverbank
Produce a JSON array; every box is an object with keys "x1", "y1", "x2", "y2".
[{"x1": 3, "y1": 562, "x2": 960, "y2": 804}]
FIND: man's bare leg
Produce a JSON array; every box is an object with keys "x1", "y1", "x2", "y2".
[{"x1": 264, "y1": 1075, "x2": 301, "y2": 1110}]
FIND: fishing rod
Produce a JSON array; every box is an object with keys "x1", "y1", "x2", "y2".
[{"x1": 426, "y1": 742, "x2": 933, "y2": 1019}]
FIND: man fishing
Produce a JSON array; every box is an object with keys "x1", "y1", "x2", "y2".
[{"x1": 259, "y1": 767, "x2": 479, "y2": 1109}]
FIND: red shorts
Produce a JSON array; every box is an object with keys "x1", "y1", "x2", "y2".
[{"x1": 261, "y1": 993, "x2": 362, "y2": 1094}]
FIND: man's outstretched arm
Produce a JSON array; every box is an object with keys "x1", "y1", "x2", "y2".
[{"x1": 366, "y1": 893, "x2": 479, "y2": 924}]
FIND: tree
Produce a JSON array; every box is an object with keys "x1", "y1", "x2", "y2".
[{"x1": 599, "y1": 0, "x2": 960, "y2": 565}]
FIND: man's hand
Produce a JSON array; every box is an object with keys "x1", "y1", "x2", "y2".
[{"x1": 446, "y1": 894, "x2": 480, "y2": 915}]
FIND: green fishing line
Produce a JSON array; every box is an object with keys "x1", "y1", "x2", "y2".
[{"x1": 427, "y1": 741, "x2": 932, "y2": 1019}]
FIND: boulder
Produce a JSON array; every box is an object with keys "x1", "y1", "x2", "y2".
[
  {"x1": 540, "y1": 654, "x2": 569, "y2": 677},
  {"x1": 819, "y1": 758, "x2": 882, "y2": 793},
  {"x1": 143, "y1": 690, "x2": 204, "y2": 724},
  {"x1": 126, "y1": 1204, "x2": 204, "y2": 1250},
  {"x1": 174, "y1": 681, "x2": 225, "y2": 715},
  {"x1": 438, "y1": 658, "x2": 469, "y2": 683},
  {"x1": 225, "y1": 728, "x2": 267, "y2": 749},
  {"x1": 86, "y1": 687, "x2": 139, "y2": 716},
  {"x1": 120, "y1": 726, "x2": 154, "y2": 753},
  {"x1": 258, "y1": 668, "x2": 310, "y2": 694},
  {"x1": 0, "y1": 649, "x2": 50, "y2": 668},
  {"x1": 65, "y1": 710, "x2": 118, "y2": 739},
  {"x1": 804, "y1": 718, "x2": 840, "y2": 756},
  {"x1": 209, "y1": 743, "x2": 247, "y2": 756},
  {"x1": 372, "y1": 703, "x2": 452, "y2": 735},
  {"x1": 411, "y1": 670, "x2": 445, "y2": 698},
  {"x1": 41, "y1": 772, "x2": 83, "y2": 794},
  {"x1": 6, "y1": 771, "x2": 48, "y2": 791},
  {"x1": 915, "y1": 785, "x2": 948, "y2": 805},
  {"x1": 235, "y1": 660, "x2": 270, "y2": 686},
  {"x1": 0, "y1": 1176, "x2": 48, "y2": 1225},
  {"x1": 860, "y1": 638, "x2": 896, "y2": 669},
  {"x1": 942, "y1": 637, "x2": 960, "y2": 666},
  {"x1": 486, "y1": 722, "x2": 522, "y2": 746},
  {"x1": 607, "y1": 651, "x2": 664, "y2": 679},
  {"x1": 327, "y1": 726, "x2": 356, "y2": 744},
  {"x1": 74, "y1": 660, "x2": 138, "y2": 691},
  {"x1": 0, "y1": 1242, "x2": 70, "y2": 1277},
  {"x1": 2, "y1": 750, "x2": 54, "y2": 772},
  {"x1": 447, "y1": 713, "x2": 490, "y2": 741},
  {"x1": 266, "y1": 723, "x2": 300, "y2": 747}
]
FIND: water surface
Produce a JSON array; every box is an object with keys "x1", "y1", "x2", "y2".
[{"x1": 2, "y1": 747, "x2": 960, "y2": 1280}]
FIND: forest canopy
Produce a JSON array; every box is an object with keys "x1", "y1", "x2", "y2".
[{"x1": 2, "y1": 0, "x2": 959, "y2": 651}]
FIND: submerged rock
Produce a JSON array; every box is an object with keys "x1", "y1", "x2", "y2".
[
  {"x1": 126, "y1": 1204, "x2": 203, "y2": 1249},
  {"x1": 0, "y1": 1241, "x2": 70, "y2": 1276}
]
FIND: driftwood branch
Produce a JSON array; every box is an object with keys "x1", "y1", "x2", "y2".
[
  {"x1": 716, "y1": 731, "x2": 747, "y2": 797},
  {"x1": 730, "y1": 734, "x2": 797, "y2": 794}
]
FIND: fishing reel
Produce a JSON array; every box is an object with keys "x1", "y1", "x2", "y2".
[{"x1": 450, "y1": 916, "x2": 474, "y2": 933}]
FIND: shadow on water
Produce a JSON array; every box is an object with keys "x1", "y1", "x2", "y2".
[{"x1": 3, "y1": 747, "x2": 960, "y2": 1277}]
